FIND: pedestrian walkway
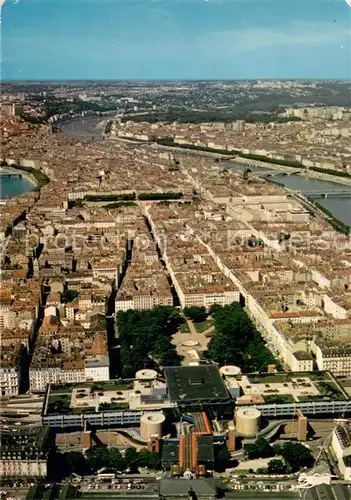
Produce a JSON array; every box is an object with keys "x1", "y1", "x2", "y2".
[{"x1": 186, "y1": 319, "x2": 197, "y2": 335}]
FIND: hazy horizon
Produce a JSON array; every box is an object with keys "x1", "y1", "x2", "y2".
[
  {"x1": 2, "y1": 0, "x2": 351, "y2": 81},
  {"x1": 2, "y1": 78, "x2": 351, "y2": 83}
]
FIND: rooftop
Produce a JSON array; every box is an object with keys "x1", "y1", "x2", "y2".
[
  {"x1": 0, "y1": 426, "x2": 53, "y2": 461},
  {"x1": 237, "y1": 371, "x2": 348, "y2": 404},
  {"x1": 334, "y1": 421, "x2": 351, "y2": 450},
  {"x1": 197, "y1": 434, "x2": 215, "y2": 463},
  {"x1": 160, "y1": 478, "x2": 219, "y2": 497},
  {"x1": 164, "y1": 365, "x2": 230, "y2": 404}
]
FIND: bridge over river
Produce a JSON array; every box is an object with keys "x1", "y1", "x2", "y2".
[
  {"x1": 255, "y1": 169, "x2": 302, "y2": 178},
  {"x1": 303, "y1": 189, "x2": 351, "y2": 199},
  {"x1": 0, "y1": 172, "x2": 23, "y2": 179},
  {"x1": 58, "y1": 116, "x2": 351, "y2": 227}
]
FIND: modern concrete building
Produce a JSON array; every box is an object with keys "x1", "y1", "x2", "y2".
[
  {"x1": 140, "y1": 412, "x2": 166, "y2": 441},
  {"x1": 235, "y1": 407, "x2": 261, "y2": 437}
]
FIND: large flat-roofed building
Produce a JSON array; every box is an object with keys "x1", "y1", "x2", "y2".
[
  {"x1": 159, "y1": 478, "x2": 219, "y2": 499},
  {"x1": 196, "y1": 434, "x2": 215, "y2": 468},
  {"x1": 303, "y1": 484, "x2": 351, "y2": 500},
  {"x1": 232, "y1": 371, "x2": 350, "y2": 418},
  {"x1": 313, "y1": 343, "x2": 351, "y2": 377},
  {"x1": 164, "y1": 365, "x2": 231, "y2": 409},
  {"x1": 161, "y1": 441, "x2": 180, "y2": 469},
  {"x1": 42, "y1": 378, "x2": 170, "y2": 428},
  {"x1": 24, "y1": 481, "x2": 351, "y2": 499},
  {"x1": 42, "y1": 369, "x2": 351, "y2": 429}
]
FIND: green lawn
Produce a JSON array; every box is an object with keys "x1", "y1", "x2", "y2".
[
  {"x1": 263, "y1": 394, "x2": 295, "y2": 404},
  {"x1": 179, "y1": 321, "x2": 191, "y2": 334},
  {"x1": 248, "y1": 374, "x2": 294, "y2": 384},
  {"x1": 48, "y1": 394, "x2": 69, "y2": 403},
  {"x1": 49, "y1": 386, "x2": 72, "y2": 395},
  {"x1": 49, "y1": 380, "x2": 133, "y2": 395},
  {"x1": 91, "y1": 380, "x2": 133, "y2": 391},
  {"x1": 194, "y1": 319, "x2": 213, "y2": 333}
]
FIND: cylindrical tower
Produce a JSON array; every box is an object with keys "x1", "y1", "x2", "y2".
[
  {"x1": 235, "y1": 408, "x2": 261, "y2": 437},
  {"x1": 140, "y1": 413, "x2": 165, "y2": 441},
  {"x1": 135, "y1": 369, "x2": 158, "y2": 381},
  {"x1": 219, "y1": 365, "x2": 241, "y2": 377}
]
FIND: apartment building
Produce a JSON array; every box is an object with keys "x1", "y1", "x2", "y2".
[
  {"x1": 116, "y1": 247, "x2": 173, "y2": 311},
  {"x1": 85, "y1": 356, "x2": 110, "y2": 381},
  {"x1": 332, "y1": 422, "x2": 351, "y2": 480},
  {"x1": 84, "y1": 331, "x2": 110, "y2": 381},
  {"x1": 176, "y1": 283, "x2": 240, "y2": 309},
  {"x1": 313, "y1": 343, "x2": 351, "y2": 377},
  {"x1": 30, "y1": 359, "x2": 86, "y2": 392},
  {"x1": 92, "y1": 262, "x2": 120, "y2": 285},
  {"x1": 116, "y1": 272, "x2": 173, "y2": 311},
  {"x1": 30, "y1": 316, "x2": 110, "y2": 391},
  {"x1": 0, "y1": 427, "x2": 54, "y2": 478},
  {"x1": 0, "y1": 339, "x2": 27, "y2": 396},
  {"x1": 0, "y1": 366, "x2": 22, "y2": 397},
  {"x1": 288, "y1": 351, "x2": 314, "y2": 372}
]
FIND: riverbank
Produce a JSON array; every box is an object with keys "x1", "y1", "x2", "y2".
[
  {"x1": 67, "y1": 115, "x2": 351, "y2": 183},
  {"x1": 0, "y1": 163, "x2": 49, "y2": 192},
  {"x1": 0, "y1": 165, "x2": 38, "y2": 188},
  {"x1": 62, "y1": 117, "x2": 351, "y2": 227},
  {"x1": 153, "y1": 138, "x2": 351, "y2": 186},
  {"x1": 153, "y1": 141, "x2": 231, "y2": 158},
  {"x1": 152, "y1": 140, "x2": 351, "y2": 190},
  {"x1": 313, "y1": 201, "x2": 350, "y2": 235},
  {"x1": 162, "y1": 138, "x2": 351, "y2": 234}
]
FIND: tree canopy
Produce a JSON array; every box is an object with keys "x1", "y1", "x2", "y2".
[
  {"x1": 214, "y1": 444, "x2": 232, "y2": 472},
  {"x1": 61, "y1": 445, "x2": 162, "y2": 478},
  {"x1": 183, "y1": 306, "x2": 207, "y2": 323},
  {"x1": 267, "y1": 459, "x2": 287, "y2": 474},
  {"x1": 205, "y1": 303, "x2": 277, "y2": 372},
  {"x1": 64, "y1": 451, "x2": 89, "y2": 476},
  {"x1": 124, "y1": 447, "x2": 139, "y2": 473},
  {"x1": 245, "y1": 437, "x2": 274, "y2": 460},
  {"x1": 85, "y1": 446, "x2": 111, "y2": 472},
  {"x1": 281, "y1": 442, "x2": 314, "y2": 473},
  {"x1": 109, "y1": 448, "x2": 126, "y2": 472},
  {"x1": 60, "y1": 289, "x2": 78, "y2": 304},
  {"x1": 116, "y1": 306, "x2": 182, "y2": 378},
  {"x1": 137, "y1": 448, "x2": 162, "y2": 470},
  {"x1": 244, "y1": 439, "x2": 313, "y2": 474}
]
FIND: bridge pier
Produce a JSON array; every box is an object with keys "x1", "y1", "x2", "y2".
[{"x1": 305, "y1": 190, "x2": 351, "y2": 198}]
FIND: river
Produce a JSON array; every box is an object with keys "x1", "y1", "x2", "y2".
[
  {"x1": 225, "y1": 163, "x2": 351, "y2": 227},
  {"x1": 59, "y1": 117, "x2": 351, "y2": 227},
  {"x1": 60, "y1": 116, "x2": 105, "y2": 140},
  {"x1": 0, "y1": 171, "x2": 35, "y2": 200}
]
